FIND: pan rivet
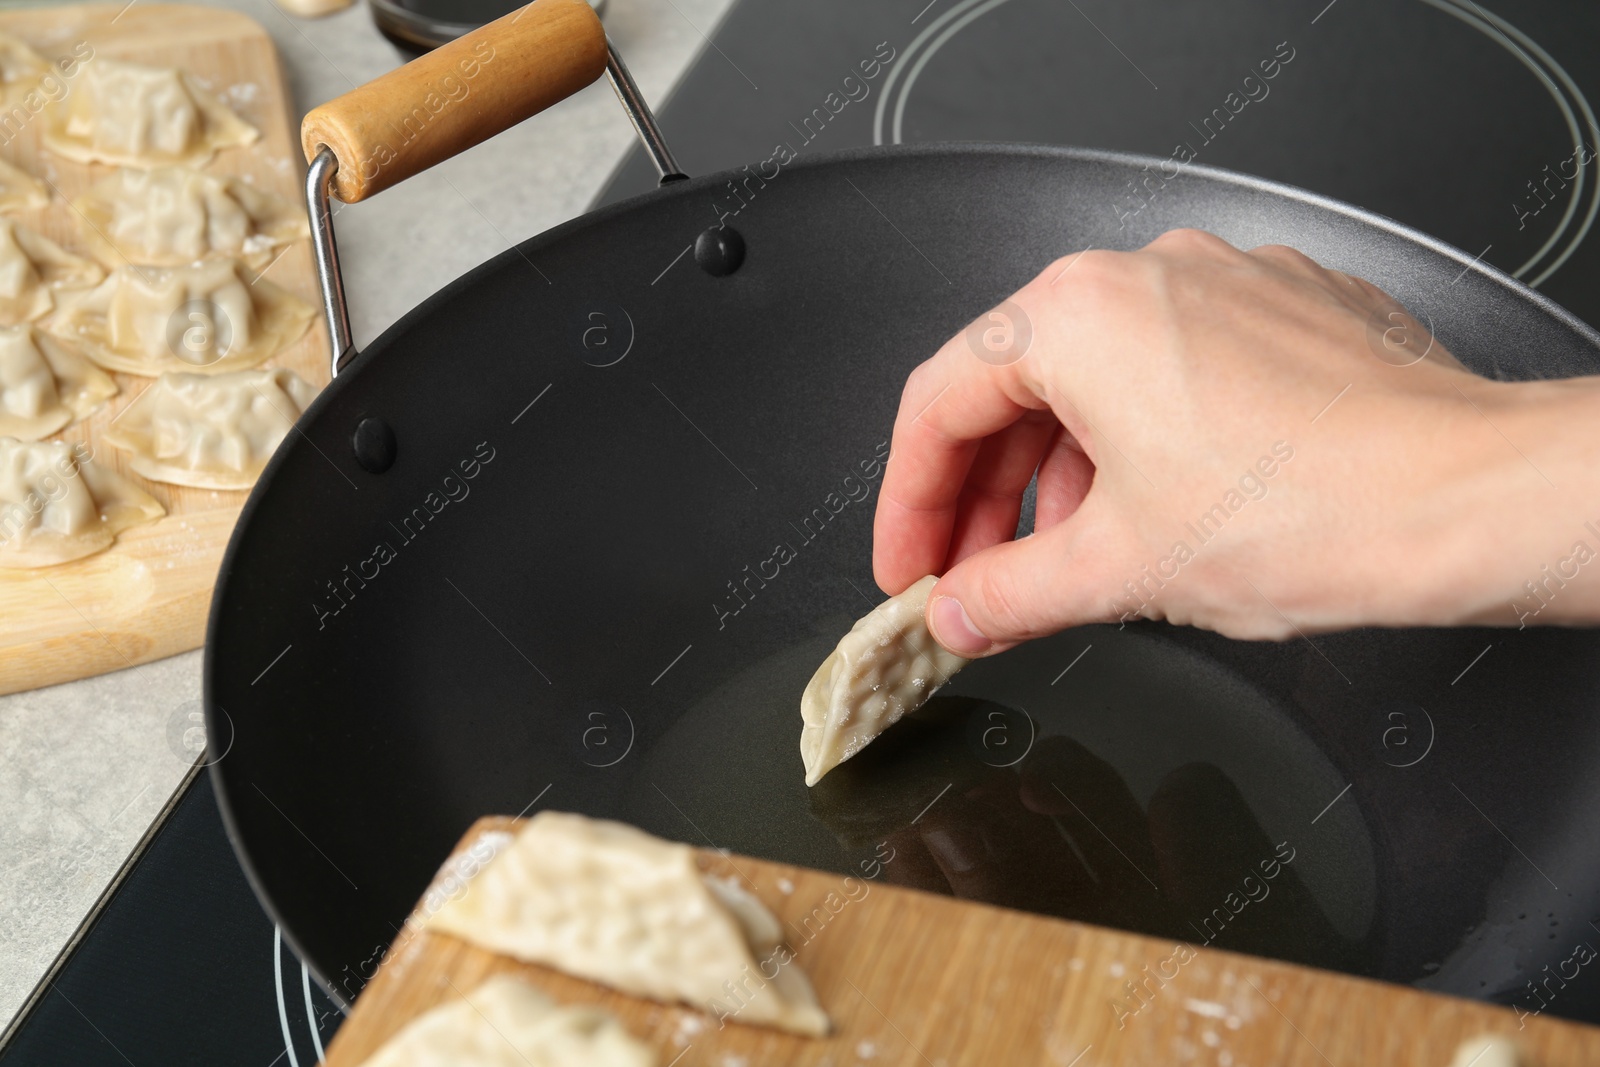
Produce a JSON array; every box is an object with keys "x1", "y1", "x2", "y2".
[
  {"x1": 695, "y1": 225, "x2": 745, "y2": 276},
  {"x1": 352, "y1": 417, "x2": 397, "y2": 474}
]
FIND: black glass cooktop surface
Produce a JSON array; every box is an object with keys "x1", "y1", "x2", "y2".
[
  {"x1": 0, "y1": 770, "x2": 342, "y2": 1066},
  {"x1": 602, "y1": 0, "x2": 1600, "y2": 330}
]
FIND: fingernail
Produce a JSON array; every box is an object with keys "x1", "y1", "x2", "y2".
[{"x1": 930, "y1": 595, "x2": 992, "y2": 656}]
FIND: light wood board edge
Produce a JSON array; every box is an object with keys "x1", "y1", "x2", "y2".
[
  {"x1": 322, "y1": 816, "x2": 1600, "y2": 1067},
  {"x1": 0, "y1": 3, "x2": 330, "y2": 695}
]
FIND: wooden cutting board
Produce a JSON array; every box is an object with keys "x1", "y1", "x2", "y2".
[
  {"x1": 0, "y1": 3, "x2": 327, "y2": 695},
  {"x1": 323, "y1": 816, "x2": 1600, "y2": 1067}
]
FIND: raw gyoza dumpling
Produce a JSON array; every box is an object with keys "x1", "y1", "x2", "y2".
[
  {"x1": 0, "y1": 156, "x2": 48, "y2": 213},
  {"x1": 0, "y1": 325, "x2": 116, "y2": 439},
  {"x1": 800, "y1": 574, "x2": 970, "y2": 786},
  {"x1": 0, "y1": 31, "x2": 49, "y2": 107},
  {"x1": 43, "y1": 56, "x2": 258, "y2": 167},
  {"x1": 0, "y1": 219, "x2": 104, "y2": 325},
  {"x1": 73, "y1": 166, "x2": 309, "y2": 269},
  {"x1": 428, "y1": 811, "x2": 831, "y2": 1037},
  {"x1": 102, "y1": 367, "x2": 316, "y2": 489},
  {"x1": 356, "y1": 976, "x2": 656, "y2": 1067},
  {"x1": 45, "y1": 258, "x2": 314, "y2": 376},
  {"x1": 0, "y1": 437, "x2": 163, "y2": 568}
]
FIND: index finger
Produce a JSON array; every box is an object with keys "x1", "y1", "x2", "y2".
[{"x1": 872, "y1": 297, "x2": 1056, "y2": 594}]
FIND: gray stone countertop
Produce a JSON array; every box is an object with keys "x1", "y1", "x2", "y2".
[{"x1": 0, "y1": 0, "x2": 732, "y2": 1029}]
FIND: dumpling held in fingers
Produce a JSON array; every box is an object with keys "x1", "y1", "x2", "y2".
[
  {"x1": 800, "y1": 574, "x2": 970, "y2": 786},
  {"x1": 102, "y1": 368, "x2": 318, "y2": 489},
  {"x1": 0, "y1": 324, "x2": 116, "y2": 440}
]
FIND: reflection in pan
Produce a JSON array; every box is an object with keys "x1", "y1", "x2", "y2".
[
  {"x1": 808, "y1": 696, "x2": 1371, "y2": 976},
  {"x1": 637, "y1": 623, "x2": 1380, "y2": 976}
]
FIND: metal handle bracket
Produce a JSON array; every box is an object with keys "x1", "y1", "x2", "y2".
[{"x1": 304, "y1": 38, "x2": 684, "y2": 379}]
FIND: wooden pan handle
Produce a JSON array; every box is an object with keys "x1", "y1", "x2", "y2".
[{"x1": 301, "y1": 0, "x2": 607, "y2": 203}]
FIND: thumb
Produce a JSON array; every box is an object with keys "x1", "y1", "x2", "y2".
[{"x1": 926, "y1": 517, "x2": 1116, "y2": 657}]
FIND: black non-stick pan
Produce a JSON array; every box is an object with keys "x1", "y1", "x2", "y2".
[{"x1": 207, "y1": 0, "x2": 1600, "y2": 1020}]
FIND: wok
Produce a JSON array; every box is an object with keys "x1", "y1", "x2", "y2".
[{"x1": 206, "y1": 0, "x2": 1600, "y2": 1019}]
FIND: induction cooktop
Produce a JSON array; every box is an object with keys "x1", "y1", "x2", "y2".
[{"x1": 602, "y1": 0, "x2": 1600, "y2": 329}]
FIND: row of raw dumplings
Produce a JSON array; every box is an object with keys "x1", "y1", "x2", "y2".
[{"x1": 0, "y1": 29, "x2": 323, "y2": 569}]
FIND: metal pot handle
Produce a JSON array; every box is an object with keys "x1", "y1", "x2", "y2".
[{"x1": 302, "y1": 0, "x2": 684, "y2": 375}]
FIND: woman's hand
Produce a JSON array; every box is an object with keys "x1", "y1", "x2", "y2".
[{"x1": 874, "y1": 229, "x2": 1600, "y2": 654}]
